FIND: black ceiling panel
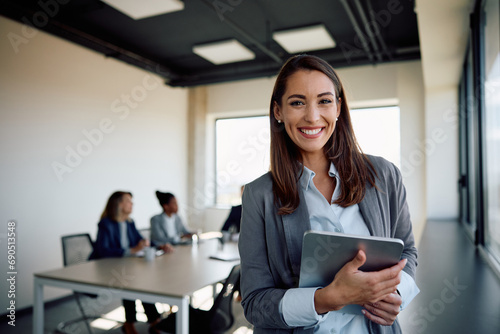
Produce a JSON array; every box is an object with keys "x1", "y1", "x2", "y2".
[{"x1": 0, "y1": 0, "x2": 420, "y2": 87}]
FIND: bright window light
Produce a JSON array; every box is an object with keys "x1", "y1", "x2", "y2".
[
  {"x1": 273, "y1": 24, "x2": 336, "y2": 54},
  {"x1": 102, "y1": 0, "x2": 184, "y2": 20},
  {"x1": 193, "y1": 39, "x2": 256, "y2": 65},
  {"x1": 233, "y1": 326, "x2": 254, "y2": 334},
  {"x1": 101, "y1": 306, "x2": 125, "y2": 322},
  {"x1": 90, "y1": 318, "x2": 119, "y2": 330},
  {"x1": 215, "y1": 116, "x2": 270, "y2": 205},
  {"x1": 214, "y1": 109, "x2": 399, "y2": 206},
  {"x1": 350, "y1": 106, "x2": 401, "y2": 168}
]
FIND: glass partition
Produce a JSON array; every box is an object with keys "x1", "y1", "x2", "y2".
[{"x1": 483, "y1": 0, "x2": 500, "y2": 264}]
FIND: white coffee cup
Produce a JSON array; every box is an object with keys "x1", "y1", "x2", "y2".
[{"x1": 144, "y1": 247, "x2": 156, "y2": 262}]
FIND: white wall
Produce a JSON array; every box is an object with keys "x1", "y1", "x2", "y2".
[
  {"x1": 397, "y1": 62, "x2": 427, "y2": 241},
  {"x1": 424, "y1": 88, "x2": 459, "y2": 219},
  {"x1": 414, "y1": 0, "x2": 471, "y2": 220},
  {"x1": 202, "y1": 61, "x2": 427, "y2": 244},
  {"x1": 0, "y1": 17, "x2": 188, "y2": 310}
]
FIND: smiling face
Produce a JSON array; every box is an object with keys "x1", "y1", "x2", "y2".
[{"x1": 273, "y1": 69, "x2": 341, "y2": 162}]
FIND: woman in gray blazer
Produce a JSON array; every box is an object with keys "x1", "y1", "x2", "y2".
[
  {"x1": 238, "y1": 55, "x2": 419, "y2": 334},
  {"x1": 150, "y1": 191, "x2": 192, "y2": 251}
]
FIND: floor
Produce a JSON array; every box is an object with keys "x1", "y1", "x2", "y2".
[
  {"x1": 0, "y1": 290, "x2": 253, "y2": 334},
  {"x1": 2, "y1": 220, "x2": 500, "y2": 334},
  {"x1": 398, "y1": 220, "x2": 500, "y2": 333}
]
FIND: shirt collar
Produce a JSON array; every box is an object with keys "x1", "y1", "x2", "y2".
[{"x1": 299, "y1": 161, "x2": 339, "y2": 191}]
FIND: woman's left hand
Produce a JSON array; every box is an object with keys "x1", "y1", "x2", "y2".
[{"x1": 361, "y1": 292, "x2": 402, "y2": 326}]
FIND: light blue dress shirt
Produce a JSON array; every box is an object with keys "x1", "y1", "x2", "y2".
[
  {"x1": 280, "y1": 162, "x2": 420, "y2": 333},
  {"x1": 118, "y1": 221, "x2": 131, "y2": 256},
  {"x1": 162, "y1": 213, "x2": 180, "y2": 243}
]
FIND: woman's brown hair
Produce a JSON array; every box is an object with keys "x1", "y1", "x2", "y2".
[
  {"x1": 270, "y1": 55, "x2": 377, "y2": 215},
  {"x1": 101, "y1": 191, "x2": 132, "y2": 221}
]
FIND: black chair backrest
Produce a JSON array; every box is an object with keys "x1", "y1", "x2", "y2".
[
  {"x1": 208, "y1": 264, "x2": 241, "y2": 333},
  {"x1": 61, "y1": 233, "x2": 94, "y2": 267}
]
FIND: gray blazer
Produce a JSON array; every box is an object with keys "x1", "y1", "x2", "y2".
[
  {"x1": 238, "y1": 155, "x2": 417, "y2": 334},
  {"x1": 150, "y1": 213, "x2": 190, "y2": 246}
]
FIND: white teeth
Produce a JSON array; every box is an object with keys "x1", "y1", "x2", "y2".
[{"x1": 300, "y1": 128, "x2": 322, "y2": 135}]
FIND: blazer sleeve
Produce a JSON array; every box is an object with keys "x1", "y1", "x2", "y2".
[
  {"x1": 239, "y1": 182, "x2": 292, "y2": 330},
  {"x1": 388, "y1": 162, "x2": 418, "y2": 280},
  {"x1": 150, "y1": 215, "x2": 168, "y2": 245},
  {"x1": 93, "y1": 219, "x2": 125, "y2": 258},
  {"x1": 176, "y1": 215, "x2": 191, "y2": 235}
]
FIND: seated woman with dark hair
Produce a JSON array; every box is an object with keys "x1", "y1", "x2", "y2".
[
  {"x1": 150, "y1": 191, "x2": 192, "y2": 250},
  {"x1": 90, "y1": 191, "x2": 161, "y2": 334}
]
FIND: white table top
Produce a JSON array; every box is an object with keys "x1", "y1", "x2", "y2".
[{"x1": 35, "y1": 238, "x2": 239, "y2": 297}]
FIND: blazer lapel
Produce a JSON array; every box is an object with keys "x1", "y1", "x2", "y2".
[
  {"x1": 281, "y1": 188, "x2": 311, "y2": 279},
  {"x1": 359, "y1": 184, "x2": 385, "y2": 237}
]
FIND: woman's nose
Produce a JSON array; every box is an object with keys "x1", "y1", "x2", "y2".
[{"x1": 304, "y1": 104, "x2": 320, "y2": 123}]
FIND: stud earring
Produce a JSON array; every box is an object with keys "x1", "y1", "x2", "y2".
[
  {"x1": 277, "y1": 119, "x2": 282, "y2": 123},
  {"x1": 336, "y1": 117, "x2": 338, "y2": 121}
]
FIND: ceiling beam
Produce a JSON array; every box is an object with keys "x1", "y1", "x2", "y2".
[
  {"x1": 353, "y1": 0, "x2": 382, "y2": 61},
  {"x1": 0, "y1": 1, "x2": 180, "y2": 82},
  {"x1": 339, "y1": 0, "x2": 375, "y2": 63},
  {"x1": 365, "y1": 0, "x2": 392, "y2": 60},
  {"x1": 170, "y1": 46, "x2": 420, "y2": 87},
  {"x1": 201, "y1": 0, "x2": 283, "y2": 65}
]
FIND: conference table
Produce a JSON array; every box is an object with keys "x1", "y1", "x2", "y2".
[{"x1": 33, "y1": 237, "x2": 240, "y2": 334}]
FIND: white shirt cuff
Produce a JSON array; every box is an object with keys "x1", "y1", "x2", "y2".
[
  {"x1": 398, "y1": 271, "x2": 420, "y2": 310},
  {"x1": 279, "y1": 287, "x2": 328, "y2": 328}
]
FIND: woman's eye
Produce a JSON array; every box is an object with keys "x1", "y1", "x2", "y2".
[
  {"x1": 319, "y1": 99, "x2": 332, "y2": 104},
  {"x1": 290, "y1": 100, "x2": 305, "y2": 106}
]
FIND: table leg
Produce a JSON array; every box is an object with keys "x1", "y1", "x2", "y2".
[
  {"x1": 176, "y1": 296, "x2": 190, "y2": 334},
  {"x1": 33, "y1": 277, "x2": 43, "y2": 334}
]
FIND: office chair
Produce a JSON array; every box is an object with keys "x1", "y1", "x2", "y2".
[
  {"x1": 155, "y1": 264, "x2": 241, "y2": 334},
  {"x1": 57, "y1": 233, "x2": 99, "y2": 334}
]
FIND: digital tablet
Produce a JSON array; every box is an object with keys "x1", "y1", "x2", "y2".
[{"x1": 298, "y1": 230, "x2": 404, "y2": 315}]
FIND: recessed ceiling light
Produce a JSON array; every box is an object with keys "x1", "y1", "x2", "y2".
[
  {"x1": 101, "y1": 0, "x2": 184, "y2": 20},
  {"x1": 193, "y1": 39, "x2": 255, "y2": 65},
  {"x1": 273, "y1": 24, "x2": 336, "y2": 54}
]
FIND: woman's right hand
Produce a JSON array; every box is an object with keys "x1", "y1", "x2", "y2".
[
  {"x1": 130, "y1": 239, "x2": 149, "y2": 254},
  {"x1": 160, "y1": 243, "x2": 175, "y2": 253},
  {"x1": 314, "y1": 250, "x2": 406, "y2": 314}
]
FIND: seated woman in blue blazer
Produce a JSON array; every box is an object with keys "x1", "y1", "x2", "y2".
[
  {"x1": 238, "y1": 55, "x2": 419, "y2": 334},
  {"x1": 90, "y1": 191, "x2": 160, "y2": 334}
]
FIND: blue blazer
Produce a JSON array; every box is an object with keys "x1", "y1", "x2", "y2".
[
  {"x1": 89, "y1": 217, "x2": 143, "y2": 259},
  {"x1": 238, "y1": 155, "x2": 418, "y2": 334}
]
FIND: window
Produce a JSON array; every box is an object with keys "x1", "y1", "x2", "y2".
[
  {"x1": 215, "y1": 116, "x2": 270, "y2": 206},
  {"x1": 350, "y1": 106, "x2": 401, "y2": 168},
  {"x1": 214, "y1": 107, "x2": 401, "y2": 206},
  {"x1": 483, "y1": 0, "x2": 500, "y2": 264},
  {"x1": 459, "y1": 43, "x2": 479, "y2": 236}
]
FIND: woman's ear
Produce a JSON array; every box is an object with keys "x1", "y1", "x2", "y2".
[
  {"x1": 273, "y1": 101, "x2": 282, "y2": 122},
  {"x1": 336, "y1": 97, "x2": 342, "y2": 118}
]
